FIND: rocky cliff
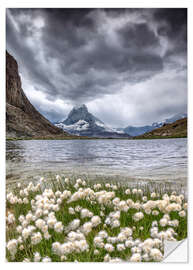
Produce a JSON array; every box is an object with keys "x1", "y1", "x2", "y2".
[{"x1": 6, "y1": 51, "x2": 70, "y2": 139}]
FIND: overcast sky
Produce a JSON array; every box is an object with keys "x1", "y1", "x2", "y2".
[{"x1": 6, "y1": 8, "x2": 187, "y2": 127}]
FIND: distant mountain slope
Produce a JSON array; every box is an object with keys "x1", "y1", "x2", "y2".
[
  {"x1": 123, "y1": 113, "x2": 187, "y2": 136},
  {"x1": 55, "y1": 104, "x2": 130, "y2": 138},
  {"x1": 6, "y1": 51, "x2": 71, "y2": 139},
  {"x1": 135, "y1": 118, "x2": 187, "y2": 139},
  {"x1": 122, "y1": 125, "x2": 155, "y2": 136}
]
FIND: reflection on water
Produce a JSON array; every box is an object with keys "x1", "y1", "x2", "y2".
[{"x1": 6, "y1": 138, "x2": 187, "y2": 185}]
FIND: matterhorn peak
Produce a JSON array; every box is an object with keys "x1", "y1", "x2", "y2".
[
  {"x1": 73, "y1": 104, "x2": 87, "y2": 111},
  {"x1": 55, "y1": 104, "x2": 129, "y2": 138}
]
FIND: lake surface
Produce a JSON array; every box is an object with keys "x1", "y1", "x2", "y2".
[{"x1": 6, "y1": 138, "x2": 187, "y2": 186}]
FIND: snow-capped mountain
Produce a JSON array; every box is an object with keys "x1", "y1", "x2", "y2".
[
  {"x1": 55, "y1": 104, "x2": 129, "y2": 138},
  {"x1": 122, "y1": 112, "x2": 187, "y2": 136}
]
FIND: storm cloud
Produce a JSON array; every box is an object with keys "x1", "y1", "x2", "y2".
[{"x1": 6, "y1": 8, "x2": 187, "y2": 126}]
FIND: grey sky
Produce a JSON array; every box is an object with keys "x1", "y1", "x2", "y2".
[{"x1": 6, "y1": 8, "x2": 187, "y2": 127}]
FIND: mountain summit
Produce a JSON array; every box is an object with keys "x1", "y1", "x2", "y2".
[
  {"x1": 55, "y1": 105, "x2": 129, "y2": 138},
  {"x1": 62, "y1": 104, "x2": 102, "y2": 126}
]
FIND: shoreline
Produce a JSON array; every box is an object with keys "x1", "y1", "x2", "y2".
[{"x1": 6, "y1": 136, "x2": 187, "y2": 141}]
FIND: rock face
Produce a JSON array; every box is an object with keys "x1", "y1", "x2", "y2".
[
  {"x1": 6, "y1": 51, "x2": 69, "y2": 138},
  {"x1": 135, "y1": 118, "x2": 187, "y2": 139},
  {"x1": 55, "y1": 104, "x2": 130, "y2": 138}
]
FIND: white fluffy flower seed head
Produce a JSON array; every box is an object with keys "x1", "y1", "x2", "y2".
[
  {"x1": 130, "y1": 253, "x2": 141, "y2": 262},
  {"x1": 133, "y1": 212, "x2": 144, "y2": 222},
  {"x1": 7, "y1": 239, "x2": 18, "y2": 256},
  {"x1": 7, "y1": 213, "x2": 15, "y2": 224},
  {"x1": 159, "y1": 218, "x2": 168, "y2": 227},
  {"x1": 125, "y1": 189, "x2": 131, "y2": 195},
  {"x1": 31, "y1": 232, "x2": 42, "y2": 245},
  {"x1": 150, "y1": 248, "x2": 163, "y2": 261},
  {"x1": 22, "y1": 228, "x2": 31, "y2": 240},
  {"x1": 111, "y1": 219, "x2": 120, "y2": 228},
  {"x1": 69, "y1": 219, "x2": 80, "y2": 231},
  {"x1": 98, "y1": 230, "x2": 108, "y2": 239},
  {"x1": 54, "y1": 221, "x2": 64, "y2": 233},
  {"x1": 35, "y1": 219, "x2": 46, "y2": 229},
  {"x1": 68, "y1": 207, "x2": 75, "y2": 215},
  {"x1": 104, "y1": 243, "x2": 114, "y2": 253},
  {"x1": 117, "y1": 243, "x2": 125, "y2": 251},
  {"x1": 81, "y1": 222, "x2": 92, "y2": 235},
  {"x1": 91, "y1": 216, "x2": 101, "y2": 227},
  {"x1": 179, "y1": 210, "x2": 186, "y2": 217},
  {"x1": 42, "y1": 256, "x2": 51, "y2": 262},
  {"x1": 81, "y1": 208, "x2": 93, "y2": 219},
  {"x1": 34, "y1": 252, "x2": 41, "y2": 262}
]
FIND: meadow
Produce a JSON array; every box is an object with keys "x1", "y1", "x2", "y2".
[{"x1": 6, "y1": 176, "x2": 187, "y2": 262}]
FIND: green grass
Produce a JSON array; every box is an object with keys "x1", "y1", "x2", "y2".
[{"x1": 6, "y1": 176, "x2": 187, "y2": 262}]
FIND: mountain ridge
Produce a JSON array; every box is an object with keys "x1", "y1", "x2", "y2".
[
  {"x1": 6, "y1": 51, "x2": 73, "y2": 139},
  {"x1": 122, "y1": 113, "x2": 187, "y2": 136},
  {"x1": 134, "y1": 117, "x2": 187, "y2": 139}
]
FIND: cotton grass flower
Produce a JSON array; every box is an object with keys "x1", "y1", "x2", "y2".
[
  {"x1": 7, "y1": 213, "x2": 15, "y2": 224},
  {"x1": 94, "y1": 249, "x2": 99, "y2": 255},
  {"x1": 23, "y1": 258, "x2": 31, "y2": 262},
  {"x1": 91, "y1": 216, "x2": 101, "y2": 227},
  {"x1": 117, "y1": 243, "x2": 125, "y2": 251},
  {"x1": 35, "y1": 218, "x2": 46, "y2": 229},
  {"x1": 132, "y1": 188, "x2": 138, "y2": 194},
  {"x1": 7, "y1": 239, "x2": 18, "y2": 257},
  {"x1": 159, "y1": 218, "x2": 168, "y2": 227},
  {"x1": 104, "y1": 243, "x2": 115, "y2": 253},
  {"x1": 152, "y1": 210, "x2": 159, "y2": 216},
  {"x1": 150, "y1": 248, "x2": 163, "y2": 261},
  {"x1": 183, "y1": 203, "x2": 188, "y2": 210},
  {"x1": 179, "y1": 210, "x2": 186, "y2": 217},
  {"x1": 68, "y1": 207, "x2": 75, "y2": 215},
  {"x1": 81, "y1": 208, "x2": 93, "y2": 218},
  {"x1": 125, "y1": 189, "x2": 131, "y2": 195},
  {"x1": 125, "y1": 240, "x2": 134, "y2": 248},
  {"x1": 22, "y1": 228, "x2": 31, "y2": 240},
  {"x1": 31, "y1": 232, "x2": 42, "y2": 245},
  {"x1": 81, "y1": 222, "x2": 92, "y2": 235},
  {"x1": 98, "y1": 230, "x2": 108, "y2": 239},
  {"x1": 54, "y1": 221, "x2": 64, "y2": 233},
  {"x1": 42, "y1": 256, "x2": 51, "y2": 262},
  {"x1": 104, "y1": 254, "x2": 111, "y2": 262},
  {"x1": 6, "y1": 176, "x2": 187, "y2": 262},
  {"x1": 151, "y1": 192, "x2": 157, "y2": 198},
  {"x1": 68, "y1": 219, "x2": 80, "y2": 231},
  {"x1": 34, "y1": 252, "x2": 41, "y2": 262},
  {"x1": 133, "y1": 212, "x2": 144, "y2": 222},
  {"x1": 111, "y1": 219, "x2": 120, "y2": 228},
  {"x1": 130, "y1": 253, "x2": 141, "y2": 262},
  {"x1": 94, "y1": 236, "x2": 104, "y2": 248}
]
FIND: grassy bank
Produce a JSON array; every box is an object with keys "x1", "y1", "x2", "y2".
[
  {"x1": 6, "y1": 176, "x2": 187, "y2": 262},
  {"x1": 133, "y1": 135, "x2": 187, "y2": 140},
  {"x1": 6, "y1": 135, "x2": 187, "y2": 141}
]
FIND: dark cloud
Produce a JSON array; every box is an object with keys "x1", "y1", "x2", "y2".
[
  {"x1": 6, "y1": 8, "x2": 187, "y2": 126},
  {"x1": 155, "y1": 8, "x2": 187, "y2": 37},
  {"x1": 155, "y1": 8, "x2": 187, "y2": 56},
  {"x1": 118, "y1": 22, "x2": 159, "y2": 49}
]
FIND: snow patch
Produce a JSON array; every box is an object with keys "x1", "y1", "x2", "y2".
[{"x1": 56, "y1": 120, "x2": 89, "y2": 132}]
